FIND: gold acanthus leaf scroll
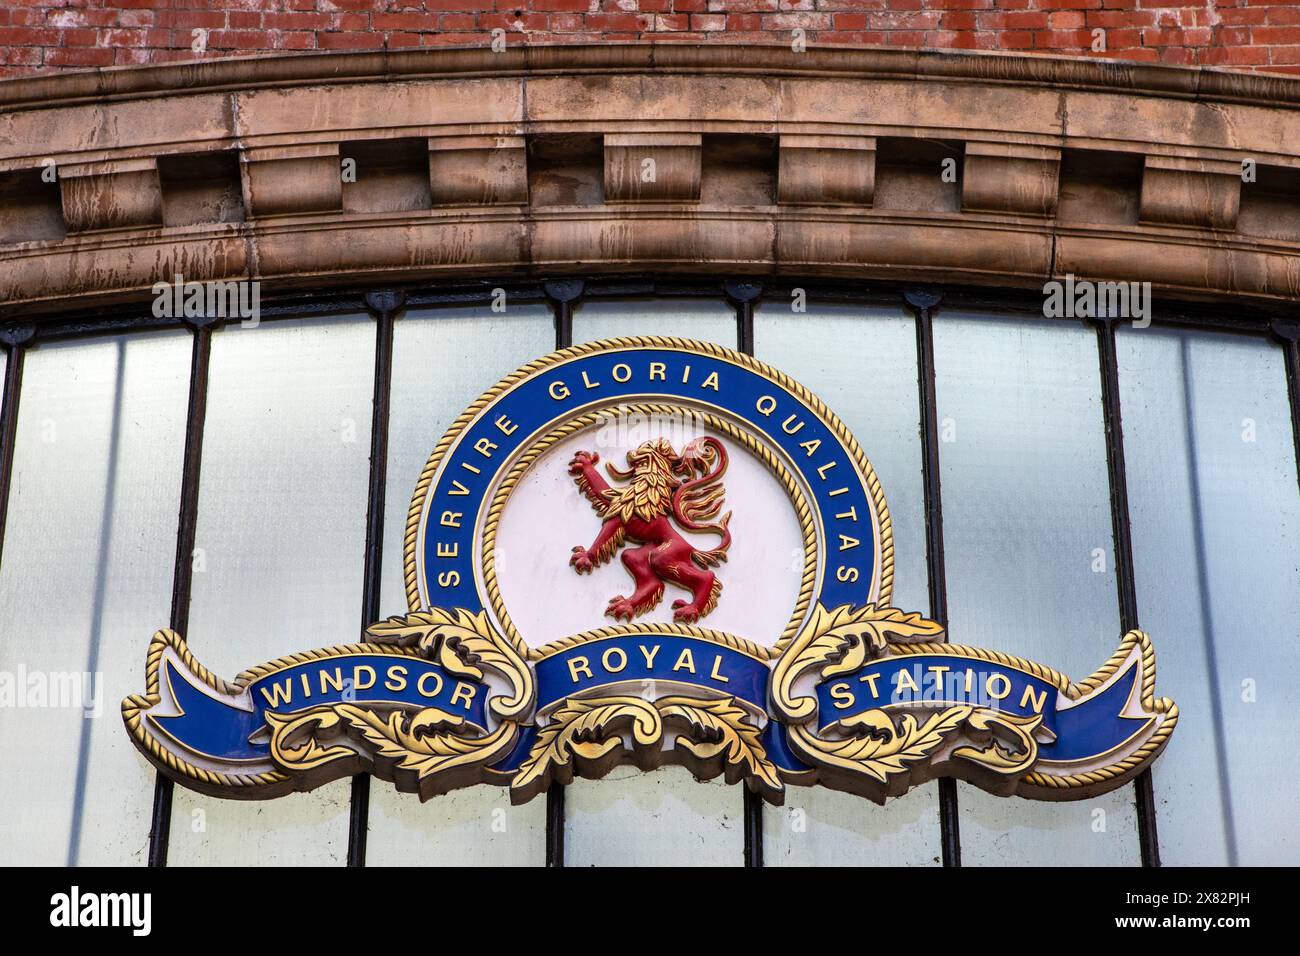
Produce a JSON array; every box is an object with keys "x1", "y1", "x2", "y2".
[
  {"x1": 771, "y1": 603, "x2": 945, "y2": 722},
  {"x1": 788, "y1": 706, "x2": 1043, "y2": 790},
  {"x1": 366, "y1": 608, "x2": 533, "y2": 721},
  {"x1": 509, "y1": 694, "x2": 783, "y2": 805},
  {"x1": 789, "y1": 706, "x2": 973, "y2": 784},
  {"x1": 268, "y1": 703, "x2": 519, "y2": 800}
]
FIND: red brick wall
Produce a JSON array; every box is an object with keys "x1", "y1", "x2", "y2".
[{"x1": 1, "y1": 1, "x2": 1297, "y2": 79}]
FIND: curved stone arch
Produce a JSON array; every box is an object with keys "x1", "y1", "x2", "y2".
[{"x1": 1, "y1": 45, "x2": 1299, "y2": 317}]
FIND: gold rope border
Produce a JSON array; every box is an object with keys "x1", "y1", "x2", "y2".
[
  {"x1": 121, "y1": 629, "x2": 432, "y2": 793},
  {"x1": 882, "y1": 629, "x2": 1179, "y2": 793},
  {"x1": 481, "y1": 403, "x2": 817, "y2": 662},
  {"x1": 403, "y1": 335, "x2": 895, "y2": 620}
]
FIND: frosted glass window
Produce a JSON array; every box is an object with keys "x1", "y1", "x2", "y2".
[
  {"x1": 368, "y1": 786, "x2": 541, "y2": 867},
  {"x1": 170, "y1": 316, "x2": 376, "y2": 865},
  {"x1": 566, "y1": 766, "x2": 742, "y2": 866},
  {"x1": 574, "y1": 298, "x2": 735, "y2": 346},
  {"x1": 933, "y1": 312, "x2": 1138, "y2": 866},
  {"x1": 368, "y1": 303, "x2": 554, "y2": 865},
  {"x1": 755, "y1": 302, "x2": 939, "y2": 865},
  {"x1": 565, "y1": 297, "x2": 743, "y2": 865},
  {"x1": 754, "y1": 304, "x2": 929, "y2": 618},
  {"x1": 379, "y1": 305, "x2": 556, "y2": 617},
  {"x1": 1118, "y1": 327, "x2": 1300, "y2": 865},
  {"x1": 0, "y1": 332, "x2": 189, "y2": 865}
]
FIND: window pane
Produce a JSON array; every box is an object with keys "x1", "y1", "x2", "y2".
[
  {"x1": 0, "y1": 332, "x2": 189, "y2": 865},
  {"x1": 378, "y1": 304, "x2": 556, "y2": 617},
  {"x1": 169, "y1": 316, "x2": 376, "y2": 865},
  {"x1": 368, "y1": 303, "x2": 554, "y2": 865},
  {"x1": 573, "y1": 297, "x2": 736, "y2": 346},
  {"x1": 933, "y1": 312, "x2": 1138, "y2": 866},
  {"x1": 755, "y1": 301, "x2": 940, "y2": 866},
  {"x1": 565, "y1": 766, "x2": 741, "y2": 866},
  {"x1": 566, "y1": 297, "x2": 743, "y2": 865},
  {"x1": 1118, "y1": 327, "x2": 1300, "y2": 865}
]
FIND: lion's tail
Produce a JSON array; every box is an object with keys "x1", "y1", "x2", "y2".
[{"x1": 691, "y1": 511, "x2": 732, "y2": 568}]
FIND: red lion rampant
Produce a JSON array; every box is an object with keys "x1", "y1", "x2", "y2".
[{"x1": 568, "y1": 437, "x2": 733, "y2": 623}]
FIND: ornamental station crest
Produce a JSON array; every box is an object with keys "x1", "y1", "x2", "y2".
[{"x1": 124, "y1": 338, "x2": 1178, "y2": 805}]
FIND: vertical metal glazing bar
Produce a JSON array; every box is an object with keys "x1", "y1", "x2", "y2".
[
  {"x1": 544, "y1": 278, "x2": 584, "y2": 867},
  {"x1": 725, "y1": 279, "x2": 763, "y2": 867},
  {"x1": 347, "y1": 291, "x2": 405, "y2": 867},
  {"x1": 149, "y1": 317, "x2": 216, "y2": 867},
  {"x1": 904, "y1": 290, "x2": 961, "y2": 868},
  {"x1": 0, "y1": 324, "x2": 34, "y2": 571},
  {"x1": 1273, "y1": 320, "x2": 1300, "y2": 501},
  {"x1": 1093, "y1": 316, "x2": 1160, "y2": 867}
]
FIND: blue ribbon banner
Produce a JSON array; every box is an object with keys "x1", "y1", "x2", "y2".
[
  {"x1": 814, "y1": 653, "x2": 1154, "y2": 763},
  {"x1": 133, "y1": 633, "x2": 1154, "y2": 779},
  {"x1": 534, "y1": 635, "x2": 769, "y2": 714},
  {"x1": 146, "y1": 650, "x2": 489, "y2": 765}
]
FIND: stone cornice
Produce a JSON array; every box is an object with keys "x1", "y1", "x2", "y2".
[
  {"x1": 2, "y1": 45, "x2": 1298, "y2": 317},
  {"x1": 3, "y1": 45, "x2": 1300, "y2": 110}
]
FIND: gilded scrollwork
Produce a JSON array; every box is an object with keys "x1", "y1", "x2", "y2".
[
  {"x1": 268, "y1": 703, "x2": 520, "y2": 800},
  {"x1": 510, "y1": 696, "x2": 663, "y2": 803},
  {"x1": 772, "y1": 602, "x2": 1052, "y2": 797},
  {"x1": 787, "y1": 706, "x2": 973, "y2": 783},
  {"x1": 658, "y1": 696, "x2": 783, "y2": 799},
  {"x1": 261, "y1": 609, "x2": 535, "y2": 799},
  {"x1": 366, "y1": 608, "x2": 535, "y2": 720},
  {"x1": 771, "y1": 603, "x2": 944, "y2": 722},
  {"x1": 509, "y1": 693, "x2": 783, "y2": 804}
]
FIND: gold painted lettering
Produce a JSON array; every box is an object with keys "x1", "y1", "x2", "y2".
[
  {"x1": 1020, "y1": 684, "x2": 1048, "y2": 713},
  {"x1": 602, "y1": 647, "x2": 628, "y2": 674},
  {"x1": 417, "y1": 671, "x2": 444, "y2": 698},
  {"x1": 568, "y1": 656, "x2": 593, "y2": 682},
  {"x1": 986, "y1": 673, "x2": 1012, "y2": 700},
  {"x1": 709, "y1": 655, "x2": 729, "y2": 683},
  {"x1": 450, "y1": 682, "x2": 477, "y2": 710},
  {"x1": 830, "y1": 682, "x2": 855, "y2": 710}
]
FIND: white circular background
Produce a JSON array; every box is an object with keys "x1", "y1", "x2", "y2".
[{"x1": 489, "y1": 413, "x2": 809, "y2": 649}]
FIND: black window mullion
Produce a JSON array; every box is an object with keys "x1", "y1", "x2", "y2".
[
  {"x1": 725, "y1": 279, "x2": 763, "y2": 868},
  {"x1": 543, "y1": 279, "x2": 584, "y2": 867},
  {"x1": 904, "y1": 290, "x2": 962, "y2": 868},
  {"x1": 1272, "y1": 320, "x2": 1300, "y2": 501},
  {"x1": 148, "y1": 317, "x2": 216, "y2": 867},
  {"x1": 1092, "y1": 316, "x2": 1161, "y2": 867},
  {"x1": 0, "y1": 325, "x2": 33, "y2": 571},
  {"x1": 346, "y1": 291, "x2": 405, "y2": 867}
]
